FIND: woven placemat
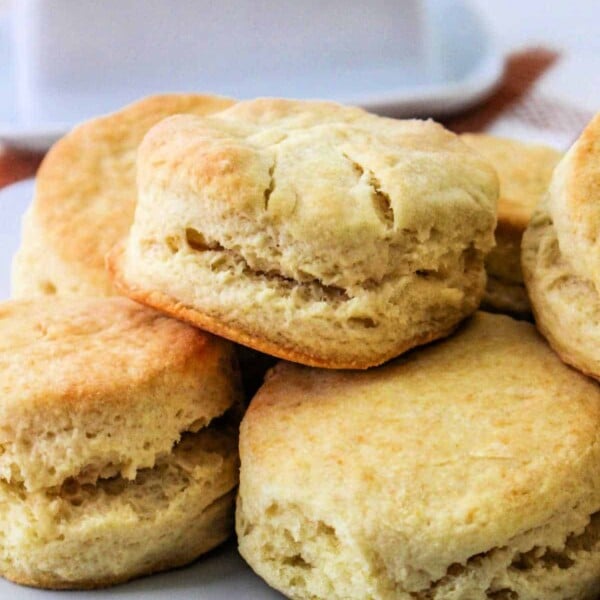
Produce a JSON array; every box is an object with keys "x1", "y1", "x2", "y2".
[
  {"x1": 444, "y1": 47, "x2": 559, "y2": 132},
  {"x1": 444, "y1": 47, "x2": 594, "y2": 148}
]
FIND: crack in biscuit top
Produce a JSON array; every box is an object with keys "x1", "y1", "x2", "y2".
[{"x1": 137, "y1": 99, "x2": 498, "y2": 288}]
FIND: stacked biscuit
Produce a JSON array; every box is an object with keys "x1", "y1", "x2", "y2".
[
  {"x1": 108, "y1": 99, "x2": 498, "y2": 367},
  {"x1": 0, "y1": 298, "x2": 241, "y2": 588},
  {"x1": 4, "y1": 96, "x2": 245, "y2": 589},
  {"x1": 3, "y1": 94, "x2": 599, "y2": 599}
]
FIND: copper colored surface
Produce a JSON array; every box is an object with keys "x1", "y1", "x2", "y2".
[{"x1": 0, "y1": 147, "x2": 44, "y2": 190}]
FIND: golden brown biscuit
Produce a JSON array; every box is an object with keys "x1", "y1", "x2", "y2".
[
  {"x1": 238, "y1": 312, "x2": 600, "y2": 600},
  {"x1": 523, "y1": 112, "x2": 600, "y2": 379},
  {"x1": 11, "y1": 94, "x2": 234, "y2": 297},
  {"x1": 462, "y1": 133, "x2": 561, "y2": 316},
  {"x1": 0, "y1": 297, "x2": 242, "y2": 589},
  {"x1": 111, "y1": 98, "x2": 498, "y2": 369}
]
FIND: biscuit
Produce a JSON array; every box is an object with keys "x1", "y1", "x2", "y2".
[
  {"x1": 237, "y1": 312, "x2": 600, "y2": 600},
  {"x1": 110, "y1": 98, "x2": 498, "y2": 369},
  {"x1": 0, "y1": 297, "x2": 242, "y2": 589},
  {"x1": 522, "y1": 113, "x2": 600, "y2": 379},
  {"x1": 11, "y1": 94, "x2": 234, "y2": 297},
  {"x1": 462, "y1": 133, "x2": 561, "y2": 316}
]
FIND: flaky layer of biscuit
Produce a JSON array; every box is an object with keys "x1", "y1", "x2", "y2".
[
  {"x1": 11, "y1": 94, "x2": 235, "y2": 298},
  {"x1": 0, "y1": 297, "x2": 241, "y2": 490},
  {"x1": 0, "y1": 424, "x2": 238, "y2": 589},
  {"x1": 110, "y1": 237, "x2": 482, "y2": 369},
  {"x1": 238, "y1": 496, "x2": 600, "y2": 600}
]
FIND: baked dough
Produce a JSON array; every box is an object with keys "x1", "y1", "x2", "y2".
[
  {"x1": 0, "y1": 297, "x2": 242, "y2": 588},
  {"x1": 11, "y1": 94, "x2": 234, "y2": 297},
  {"x1": 111, "y1": 98, "x2": 498, "y2": 369},
  {"x1": 522, "y1": 112, "x2": 600, "y2": 378},
  {"x1": 238, "y1": 312, "x2": 600, "y2": 600},
  {"x1": 462, "y1": 133, "x2": 560, "y2": 316}
]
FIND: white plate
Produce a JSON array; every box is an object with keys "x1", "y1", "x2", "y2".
[
  {"x1": 0, "y1": 178, "x2": 32, "y2": 299},
  {"x1": 0, "y1": 541, "x2": 284, "y2": 599},
  {"x1": 0, "y1": 0, "x2": 503, "y2": 152},
  {"x1": 0, "y1": 178, "x2": 283, "y2": 597}
]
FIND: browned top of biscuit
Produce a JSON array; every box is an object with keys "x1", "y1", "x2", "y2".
[
  {"x1": 544, "y1": 112, "x2": 600, "y2": 284},
  {"x1": 29, "y1": 94, "x2": 235, "y2": 294}
]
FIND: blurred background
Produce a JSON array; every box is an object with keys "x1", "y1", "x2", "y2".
[{"x1": 0, "y1": 0, "x2": 598, "y2": 183}]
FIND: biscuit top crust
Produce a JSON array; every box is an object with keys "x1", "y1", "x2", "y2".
[
  {"x1": 546, "y1": 112, "x2": 600, "y2": 284},
  {"x1": 241, "y1": 312, "x2": 600, "y2": 583},
  {"x1": 31, "y1": 94, "x2": 235, "y2": 294},
  {"x1": 461, "y1": 133, "x2": 561, "y2": 233},
  {"x1": 0, "y1": 297, "x2": 239, "y2": 491},
  {"x1": 136, "y1": 98, "x2": 498, "y2": 288}
]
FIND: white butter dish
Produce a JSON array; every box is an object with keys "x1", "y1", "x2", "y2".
[{"x1": 0, "y1": 0, "x2": 502, "y2": 151}]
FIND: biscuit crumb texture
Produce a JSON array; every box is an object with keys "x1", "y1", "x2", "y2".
[
  {"x1": 0, "y1": 297, "x2": 242, "y2": 588},
  {"x1": 237, "y1": 313, "x2": 600, "y2": 599},
  {"x1": 522, "y1": 113, "x2": 600, "y2": 378},
  {"x1": 118, "y1": 99, "x2": 498, "y2": 368}
]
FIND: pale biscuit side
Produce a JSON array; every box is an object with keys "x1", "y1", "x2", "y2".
[{"x1": 1, "y1": 426, "x2": 238, "y2": 588}]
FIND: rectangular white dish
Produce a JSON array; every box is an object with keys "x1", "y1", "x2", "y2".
[{"x1": 0, "y1": 0, "x2": 503, "y2": 151}]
